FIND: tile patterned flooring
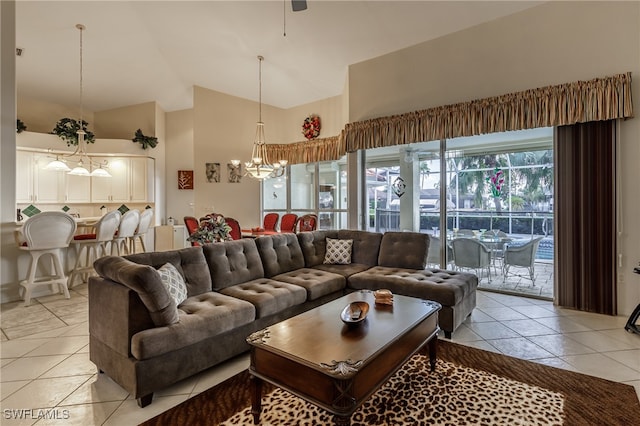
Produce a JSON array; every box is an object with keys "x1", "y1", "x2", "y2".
[{"x1": 1, "y1": 284, "x2": 639, "y2": 425}]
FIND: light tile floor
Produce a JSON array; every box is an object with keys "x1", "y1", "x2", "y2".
[{"x1": 1, "y1": 285, "x2": 639, "y2": 425}]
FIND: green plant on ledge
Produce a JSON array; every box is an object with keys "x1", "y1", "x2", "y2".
[
  {"x1": 52, "y1": 118, "x2": 95, "y2": 146},
  {"x1": 16, "y1": 119, "x2": 27, "y2": 133},
  {"x1": 132, "y1": 129, "x2": 158, "y2": 150}
]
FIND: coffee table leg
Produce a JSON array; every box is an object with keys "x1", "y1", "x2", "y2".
[
  {"x1": 428, "y1": 335, "x2": 438, "y2": 372},
  {"x1": 250, "y1": 375, "x2": 263, "y2": 424}
]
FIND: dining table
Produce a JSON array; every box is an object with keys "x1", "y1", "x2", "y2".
[{"x1": 241, "y1": 229, "x2": 282, "y2": 238}]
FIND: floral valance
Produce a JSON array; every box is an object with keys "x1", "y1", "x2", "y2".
[
  {"x1": 343, "y1": 72, "x2": 633, "y2": 152},
  {"x1": 265, "y1": 134, "x2": 346, "y2": 166}
]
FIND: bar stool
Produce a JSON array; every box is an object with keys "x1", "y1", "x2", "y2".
[
  {"x1": 17, "y1": 212, "x2": 77, "y2": 306},
  {"x1": 68, "y1": 210, "x2": 121, "y2": 288},
  {"x1": 112, "y1": 210, "x2": 140, "y2": 256},
  {"x1": 129, "y1": 208, "x2": 153, "y2": 253}
]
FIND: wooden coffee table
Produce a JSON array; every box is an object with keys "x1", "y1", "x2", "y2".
[{"x1": 247, "y1": 290, "x2": 441, "y2": 425}]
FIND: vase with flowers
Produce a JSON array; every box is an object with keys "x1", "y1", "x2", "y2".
[{"x1": 187, "y1": 214, "x2": 232, "y2": 245}]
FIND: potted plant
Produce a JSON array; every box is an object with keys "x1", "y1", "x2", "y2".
[
  {"x1": 131, "y1": 129, "x2": 158, "y2": 150},
  {"x1": 186, "y1": 214, "x2": 232, "y2": 244},
  {"x1": 52, "y1": 118, "x2": 95, "y2": 146},
  {"x1": 16, "y1": 119, "x2": 27, "y2": 133}
]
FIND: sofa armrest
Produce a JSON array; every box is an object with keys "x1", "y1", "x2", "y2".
[{"x1": 89, "y1": 276, "x2": 155, "y2": 358}]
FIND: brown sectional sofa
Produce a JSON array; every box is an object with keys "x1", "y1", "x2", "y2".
[{"x1": 89, "y1": 230, "x2": 477, "y2": 407}]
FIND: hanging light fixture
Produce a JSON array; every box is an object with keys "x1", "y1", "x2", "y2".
[
  {"x1": 45, "y1": 24, "x2": 110, "y2": 177},
  {"x1": 244, "y1": 56, "x2": 287, "y2": 180}
]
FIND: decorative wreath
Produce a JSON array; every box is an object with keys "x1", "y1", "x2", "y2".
[{"x1": 302, "y1": 114, "x2": 321, "y2": 140}]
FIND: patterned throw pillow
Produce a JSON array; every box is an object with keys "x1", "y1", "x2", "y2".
[
  {"x1": 158, "y1": 262, "x2": 188, "y2": 306},
  {"x1": 323, "y1": 238, "x2": 353, "y2": 265}
]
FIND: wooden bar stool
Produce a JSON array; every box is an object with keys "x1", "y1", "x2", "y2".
[{"x1": 17, "y1": 212, "x2": 77, "y2": 306}]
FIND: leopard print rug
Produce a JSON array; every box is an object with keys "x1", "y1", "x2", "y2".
[{"x1": 221, "y1": 354, "x2": 564, "y2": 425}]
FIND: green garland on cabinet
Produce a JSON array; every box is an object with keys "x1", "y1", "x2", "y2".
[{"x1": 132, "y1": 129, "x2": 158, "y2": 150}]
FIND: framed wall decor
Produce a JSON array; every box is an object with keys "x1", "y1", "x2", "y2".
[
  {"x1": 178, "y1": 170, "x2": 194, "y2": 190},
  {"x1": 205, "y1": 163, "x2": 221, "y2": 183},
  {"x1": 228, "y1": 163, "x2": 242, "y2": 183}
]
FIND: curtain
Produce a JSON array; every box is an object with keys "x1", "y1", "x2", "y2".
[
  {"x1": 555, "y1": 120, "x2": 617, "y2": 315},
  {"x1": 265, "y1": 134, "x2": 345, "y2": 165},
  {"x1": 344, "y1": 73, "x2": 632, "y2": 152}
]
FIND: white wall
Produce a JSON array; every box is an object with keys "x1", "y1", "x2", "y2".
[
  {"x1": 347, "y1": 1, "x2": 640, "y2": 316},
  {"x1": 164, "y1": 109, "x2": 194, "y2": 226}
]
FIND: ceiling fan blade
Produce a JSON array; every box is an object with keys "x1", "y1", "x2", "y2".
[{"x1": 292, "y1": 0, "x2": 307, "y2": 12}]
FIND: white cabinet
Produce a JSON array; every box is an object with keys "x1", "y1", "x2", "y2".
[
  {"x1": 16, "y1": 151, "x2": 34, "y2": 203},
  {"x1": 91, "y1": 156, "x2": 154, "y2": 203},
  {"x1": 154, "y1": 225, "x2": 188, "y2": 251},
  {"x1": 65, "y1": 173, "x2": 92, "y2": 203}
]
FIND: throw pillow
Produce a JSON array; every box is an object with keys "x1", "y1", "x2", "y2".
[
  {"x1": 323, "y1": 238, "x2": 353, "y2": 265},
  {"x1": 158, "y1": 262, "x2": 188, "y2": 307}
]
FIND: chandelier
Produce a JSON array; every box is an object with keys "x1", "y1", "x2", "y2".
[
  {"x1": 45, "y1": 24, "x2": 110, "y2": 177},
  {"x1": 243, "y1": 56, "x2": 287, "y2": 180}
]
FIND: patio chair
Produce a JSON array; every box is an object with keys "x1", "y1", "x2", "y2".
[
  {"x1": 426, "y1": 236, "x2": 454, "y2": 268},
  {"x1": 503, "y1": 237, "x2": 543, "y2": 285},
  {"x1": 451, "y1": 237, "x2": 491, "y2": 282}
]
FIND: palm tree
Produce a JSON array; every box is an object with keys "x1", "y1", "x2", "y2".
[{"x1": 448, "y1": 154, "x2": 508, "y2": 211}]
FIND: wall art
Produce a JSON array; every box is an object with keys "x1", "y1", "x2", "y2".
[
  {"x1": 205, "y1": 162, "x2": 221, "y2": 183},
  {"x1": 178, "y1": 170, "x2": 194, "y2": 190},
  {"x1": 228, "y1": 163, "x2": 242, "y2": 183}
]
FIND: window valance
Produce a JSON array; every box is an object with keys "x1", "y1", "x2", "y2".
[
  {"x1": 343, "y1": 72, "x2": 633, "y2": 152},
  {"x1": 265, "y1": 134, "x2": 346, "y2": 165}
]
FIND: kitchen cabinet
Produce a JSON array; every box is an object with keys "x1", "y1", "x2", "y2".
[
  {"x1": 17, "y1": 151, "x2": 90, "y2": 203},
  {"x1": 154, "y1": 225, "x2": 188, "y2": 251},
  {"x1": 91, "y1": 156, "x2": 154, "y2": 203}
]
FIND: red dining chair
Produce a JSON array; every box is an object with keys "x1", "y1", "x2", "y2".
[
  {"x1": 280, "y1": 213, "x2": 298, "y2": 233},
  {"x1": 297, "y1": 214, "x2": 318, "y2": 232},
  {"x1": 263, "y1": 213, "x2": 279, "y2": 232},
  {"x1": 184, "y1": 216, "x2": 201, "y2": 246},
  {"x1": 224, "y1": 217, "x2": 242, "y2": 240}
]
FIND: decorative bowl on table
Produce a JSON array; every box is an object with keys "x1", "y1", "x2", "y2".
[{"x1": 340, "y1": 301, "x2": 370, "y2": 324}]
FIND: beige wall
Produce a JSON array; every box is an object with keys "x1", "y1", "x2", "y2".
[
  {"x1": 348, "y1": 1, "x2": 640, "y2": 316},
  {"x1": 17, "y1": 96, "x2": 95, "y2": 134},
  {"x1": 94, "y1": 101, "x2": 156, "y2": 139},
  {"x1": 165, "y1": 108, "x2": 194, "y2": 226},
  {"x1": 278, "y1": 95, "x2": 346, "y2": 143}
]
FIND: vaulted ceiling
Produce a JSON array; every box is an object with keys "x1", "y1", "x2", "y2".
[{"x1": 15, "y1": 1, "x2": 542, "y2": 112}]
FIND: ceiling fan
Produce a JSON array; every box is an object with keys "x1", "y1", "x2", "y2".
[{"x1": 291, "y1": 0, "x2": 307, "y2": 12}]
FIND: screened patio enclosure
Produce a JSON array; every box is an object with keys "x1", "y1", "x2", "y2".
[{"x1": 364, "y1": 127, "x2": 554, "y2": 299}]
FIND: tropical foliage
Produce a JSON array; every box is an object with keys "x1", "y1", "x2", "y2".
[
  {"x1": 52, "y1": 118, "x2": 95, "y2": 146},
  {"x1": 187, "y1": 214, "x2": 232, "y2": 244}
]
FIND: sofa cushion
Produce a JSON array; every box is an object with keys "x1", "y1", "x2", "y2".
[
  {"x1": 158, "y1": 263, "x2": 188, "y2": 306},
  {"x1": 255, "y1": 233, "x2": 305, "y2": 277},
  {"x1": 348, "y1": 266, "x2": 478, "y2": 306},
  {"x1": 220, "y1": 278, "x2": 307, "y2": 318},
  {"x1": 203, "y1": 239, "x2": 264, "y2": 291},
  {"x1": 94, "y1": 256, "x2": 178, "y2": 326},
  {"x1": 378, "y1": 231, "x2": 429, "y2": 269},
  {"x1": 323, "y1": 238, "x2": 353, "y2": 265},
  {"x1": 125, "y1": 246, "x2": 212, "y2": 297},
  {"x1": 273, "y1": 268, "x2": 346, "y2": 301},
  {"x1": 297, "y1": 230, "x2": 339, "y2": 267},
  {"x1": 130, "y1": 292, "x2": 255, "y2": 360},
  {"x1": 312, "y1": 263, "x2": 372, "y2": 278},
  {"x1": 338, "y1": 230, "x2": 383, "y2": 266}
]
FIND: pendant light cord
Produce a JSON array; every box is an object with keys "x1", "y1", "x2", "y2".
[
  {"x1": 258, "y1": 55, "x2": 263, "y2": 122},
  {"x1": 76, "y1": 24, "x2": 85, "y2": 126}
]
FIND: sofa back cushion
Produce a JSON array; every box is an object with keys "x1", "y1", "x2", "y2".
[
  {"x1": 297, "y1": 230, "x2": 339, "y2": 267},
  {"x1": 337, "y1": 230, "x2": 383, "y2": 266},
  {"x1": 378, "y1": 231, "x2": 430, "y2": 269},
  {"x1": 255, "y1": 233, "x2": 305, "y2": 277},
  {"x1": 125, "y1": 246, "x2": 212, "y2": 297},
  {"x1": 203, "y1": 239, "x2": 264, "y2": 290},
  {"x1": 94, "y1": 256, "x2": 178, "y2": 326}
]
